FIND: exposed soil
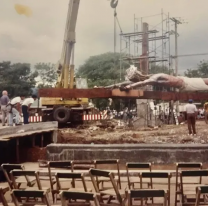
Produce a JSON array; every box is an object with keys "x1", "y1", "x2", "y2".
[{"x1": 58, "y1": 120, "x2": 208, "y2": 144}]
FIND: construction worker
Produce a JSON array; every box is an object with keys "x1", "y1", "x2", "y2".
[
  {"x1": 204, "y1": 101, "x2": 208, "y2": 124},
  {"x1": 7, "y1": 95, "x2": 25, "y2": 126},
  {"x1": 0, "y1": 90, "x2": 10, "y2": 126},
  {"x1": 185, "y1": 99, "x2": 197, "y2": 135},
  {"x1": 21, "y1": 95, "x2": 37, "y2": 124}
]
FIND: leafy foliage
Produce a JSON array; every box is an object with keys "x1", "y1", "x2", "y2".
[
  {"x1": 149, "y1": 64, "x2": 173, "y2": 75},
  {"x1": 77, "y1": 52, "x2": 129, "y2": 88},
  {"x1": 34, "y1": 63, "x2": 57, "y2": 88},
  {"x1": 0, "y1": 61, "x2": 38, "y2": 98},
  {"x1": 184, "y1": 60, "x2": 208, "y2": 78},
  {"x1": 77, "y1": 52, "x2": 133, "y2": 110}
]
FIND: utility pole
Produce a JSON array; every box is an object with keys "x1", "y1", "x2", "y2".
[
  {"x1": 170, "y1": 18, "x2": 182, "y2": 76},
  {"x1": 170, "y1": 17, "x2": 182, "y2": 116}
]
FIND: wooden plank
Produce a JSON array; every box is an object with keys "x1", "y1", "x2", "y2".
[
  {"x1": 112, "y1": 89, "x2": 143, "y2": 97},
  {"x1": 39, "y1": 88, "x2": 111, "y2": 98},
  {"x1": 39, "y1": 88, "x2": 208, "y2": 100},
  {"x1": 16, "y1": 138, "x2": 19, "y2": 163}
]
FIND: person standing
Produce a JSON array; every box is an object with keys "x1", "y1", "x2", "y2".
[
  {"x1": 0, "y1": 91, "x2": 10, "y2": 126},
  {"x1": 8, "y1": 95, "x2": 25, "y2": 126},
  {"x1": 203, "y1": 101, "x2": 208, "y2": 124},
  {"x1": 185, "y1": 99, "x2": 197, "y2": 135},
  {"x1": 21, "y1": 95, "x2": 37, "y2": 124}
]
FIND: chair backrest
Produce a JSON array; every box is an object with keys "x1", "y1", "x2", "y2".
[
  {"x1": 140, "y1": 172, "x2": 171, "y2": 205},
  {"x1": 60, "y1": 191, "x2": 100, "y2": 206},
  {"x1": 1, "y1": 164, "x2": 24, "y2": 189},
  {"x1": 71, "y1": 160, "x2": 94, "y2": 170},
  {"x1": 128, "y1": 189, "x2": 167, "y2": 206},
  {"x1": 10, "y1": 170, "x2": 41, "y2": 189},
  {"x1": 180, "y1": 170, "x2": 208, "y2": 197},
  {"x1": 195, "y1": 186, "x2": 208, "y2": 206},
  {"x1": 47, "y1": 161, "x2": 73, "y2": 190},
  {"x1": 0, "y1": 188, "x2": 9, "y2": 206},
  {"x1": 94, "y1": 159, "x2": 121, "y2": 189},
  {"x1": 126, "y1": 162, "x2": 151, "y2": 189},
  {"x1": 140, "y1": 172, "x2": 171, "y2": 187},
  {"x1": 55, "y1": 172, "x2": 87, "y2": 191},
  {"x1": 175, "y1": 162, "x2": 202, "y2": 187},
  {"x1": 11, "y1": 189, "x2": 50, "y2": 206},
  {"x1": 89, "y1": 168, "x2": 122, "y2": 203}
]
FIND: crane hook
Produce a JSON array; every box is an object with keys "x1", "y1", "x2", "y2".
[{"x1": 110, "y1": 0, "x2": 118, "y2": 9}]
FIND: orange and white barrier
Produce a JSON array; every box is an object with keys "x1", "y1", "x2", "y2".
[
  {"x1": 21, "y1": 113, "x2": 42, "y2": 123},
  {"x1": 83, "y1": 114, "x2": 102, "y2": 121},
  {"x1": 83, "y1": 111, "x2": 108, "y2": 121},
  {"x1": 101, "y1": 110, "x2": 108, "y2": 120}
]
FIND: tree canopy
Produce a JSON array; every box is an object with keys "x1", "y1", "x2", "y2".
[
  {"x1": 34, "y1": 63, "x2": 57, "y2": 88},
  {"x1": 184, "y1": 60, "x2": 208, "y2": 78},
  {"x1": 77, "y1": 52, "x2": 129, "y2": 88},
  {"x1": 0, "y1": 61, "x2": 38, "y2": 98}
]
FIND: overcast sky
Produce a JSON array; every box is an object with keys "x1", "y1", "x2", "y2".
[{"x1": 0, "y1": 0, "x2": 208, "y2": 75}]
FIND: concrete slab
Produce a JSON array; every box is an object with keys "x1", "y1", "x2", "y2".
[
  {"x1": 46, "y1": 144, "x2": 208, "y2": 164},
  {"x1": 0, "y1": 122, "x2": 58, "y2": 141}
]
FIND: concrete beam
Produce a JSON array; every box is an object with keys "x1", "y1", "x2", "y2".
[
  {"x1": 0, "y1": 122, "x2": 58, "y2": 140},
  {"x1": 46, "y1": 144, "x2": 208, "y2": 164}
]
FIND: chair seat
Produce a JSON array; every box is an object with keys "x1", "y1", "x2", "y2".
[
  {"x1": 15, "y1": 176, "x2": 36, "y2": 184},
  {"x1": 183, "y1": 184, "x2": 206, "y2": 195},
  {"x1": 39, "y1": 176, "x2": 55, "y2": 182},
  {"x1": 100, "y1": 189, "x2": 126, "y2": 198},
  {"x1": 98, "y1": 176, "x2": 119, "y2": 182},
  {"x1": 129, "y1": 177, "x2": 150, "y2": 184},
  {"x1": 68, "y1": 188, "x2": 92, "y2": 192},
  {"x1": 25, "y1": 187, "x2": 50, "y2": 193},
  {"x1": 0, "y1": 186, "x2": 9, "y2": 193}
]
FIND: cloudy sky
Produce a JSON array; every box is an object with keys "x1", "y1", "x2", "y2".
[{"x1": 0, "y1": 0, "x2": 208, "y2": 75}]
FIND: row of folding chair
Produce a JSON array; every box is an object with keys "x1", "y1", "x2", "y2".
[
  {"x1": 1, "y1": 161, "x2": 208, "y2": 206},
  {"x1": 0, "y1": 188, "x2": 169, "y2": 206},
  {"x1": 1, "y1": 187, "x2": 207, "y2": 206}
]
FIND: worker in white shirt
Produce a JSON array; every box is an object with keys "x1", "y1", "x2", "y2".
[
  {"x1": 21, "y1": 95, "x2": 37, "y2": 124},
  {"x1": 185, "y1": 99, "x2": 198, "y2": 135},
  {"x1": 7, "y1": 95, "x2": 25, "y2": 126}
]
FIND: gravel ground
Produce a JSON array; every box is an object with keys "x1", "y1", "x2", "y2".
[{"x1": 58, "y1": 120, "x2": 208, "y2": 144}]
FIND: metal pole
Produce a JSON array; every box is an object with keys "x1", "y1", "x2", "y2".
[
  {"x1": 114, "y1": 9, "x2": 116, "y2": 54},
  {"x1": 120, "y1": 34, "x2": 122, "y2": 81},
  {"x1": 168, "y1": 13, "x2": 171, "y2": 74},
  {"x1": 175, "y1": 22, "x2": 178, "y2": 76},
  {"x1": 161, "y1": 9, "x2": 164, "y2": 70}
]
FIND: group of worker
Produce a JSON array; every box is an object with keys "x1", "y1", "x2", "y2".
[
  {"x1": 0, "y1": 91, "x2": 37, "y2": 126},
  {"x1": 185, "y1": 99, "x2": 208, "y2": 135}
]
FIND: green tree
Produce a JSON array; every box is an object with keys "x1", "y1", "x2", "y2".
[
  {"x1": 34, "y1": 63, "x2": 57, "y2": 88},
  {"x1": 77, "y1": 52, "x2": 130, "y2": 110},
  {"x1": 0, "y1": 61, "x2": 38, "y2": 97},
  {"x1": 149, "y1": 64, "x2": 173, "y2": 75},
  {"x1": 77, "y1": 52, "x2": 129, "y2": 88},
  {"x1": 184, "y1": 60, "x2": 208, "y2": 78}
]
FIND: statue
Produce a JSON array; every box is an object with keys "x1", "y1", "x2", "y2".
[{"x1": 106, "y1": 65, "x2": 208, "y2": 91}]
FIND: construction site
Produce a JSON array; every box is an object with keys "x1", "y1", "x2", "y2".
[{"x1": 1, "y1": 0, "x2": 208, "y2": 205}]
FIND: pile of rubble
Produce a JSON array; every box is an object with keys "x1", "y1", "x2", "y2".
[{"x1": 58, "y1": 120, "x2": 208, "y2": 144}]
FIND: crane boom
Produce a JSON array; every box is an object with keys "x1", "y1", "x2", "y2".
[{"x1": 56, "y1": 0, "x2": 80, "y2": 88}]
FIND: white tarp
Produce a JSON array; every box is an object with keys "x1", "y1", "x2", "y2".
[{"x1": 179, "y1": 77, "x2": 208, "y2": 91}]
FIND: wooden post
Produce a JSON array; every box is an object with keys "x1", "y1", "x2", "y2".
[
  {"x1": 41, "y1": 134, "x2": 44, "y2": 148},
  {"x1": 32, "y1": 136, "x2": 35, "y2": 147},
  {"x1": 16, "y1": 138, "x2": 19, "y2": 163},
  {"x1": 52, "y1": 130, "x2": 58, "y2": 143}
]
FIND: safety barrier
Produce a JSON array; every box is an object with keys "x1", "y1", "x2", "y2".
[
  {"x1": 83, "y1": 111, "x2": 108, "y2": 121},
  {"x1": 21, "y1": 113, "x2": 42, "y2": 123}
]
